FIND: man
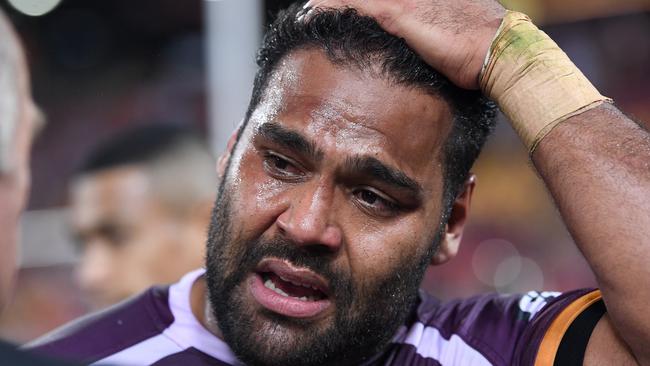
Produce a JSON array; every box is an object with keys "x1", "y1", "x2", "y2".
[
  {"x1": 30, "y1": 1, "x2": 650, "y2": 365},
  {"x1": 0, "y1": 8, "x2": 77, "y2": 366},
  {"x1": 70, "y1": 124, "x2": 215, "y2": 309}
]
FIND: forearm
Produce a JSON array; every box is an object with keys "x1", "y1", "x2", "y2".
[{"x1": 533, "y1": 102, "x2": 650, "y2": 362}]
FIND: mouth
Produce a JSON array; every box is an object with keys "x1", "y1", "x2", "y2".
[{"x1": 248, "y1": 258, "x2": 332, "y2": 318}]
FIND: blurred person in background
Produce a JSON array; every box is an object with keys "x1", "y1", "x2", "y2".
[
  {"x1": 0, "y1": 8, "x2": 75, "y2": 366},
  {"x1": 28, "y1": 1, "x2": 650, "y2": 366},
  {"x1": 69, "y1": 124, "x2": 215, "y2": 309},
  {"x1": 0, "y1": 8, "x2": 35, "y2": 317}
]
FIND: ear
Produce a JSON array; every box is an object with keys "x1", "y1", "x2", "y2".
[
  {"x1": 430, "y1": 174, "x2": 476, "y2": 265},
  {"x1": 216, "y1": 126, "x2": 241, "y2": 178}
]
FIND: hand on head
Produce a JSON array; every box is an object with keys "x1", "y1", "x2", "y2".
[{"x1": 303, "y1": 0, "x2": 505, "y2": 89}]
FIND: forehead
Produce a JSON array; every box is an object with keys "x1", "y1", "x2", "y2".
[
  {"x1": 249, "y1": 49, "x2": 453, "y2": 181},
  {"x1": 70, "y1": 166, "x2": 154, "y2": 228}
]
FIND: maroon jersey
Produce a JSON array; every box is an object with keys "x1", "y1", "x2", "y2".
[{"x1": 29, "y1": 269, "x2": 604, "y2": 365}]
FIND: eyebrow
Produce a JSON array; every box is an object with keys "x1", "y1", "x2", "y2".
[
  {"x1": 343, "y1": 156, "x2": 423, "y2": 200},
  {"x1": 256, "y1": 122, "x2": 324, "y2": 162},
  {"x1": 256, "y1": 122, "x2": 423, "y2": 200}
]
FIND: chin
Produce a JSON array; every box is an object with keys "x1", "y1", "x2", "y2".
[{"x1": 211, "y1": 281, "x2": 342, "y2": 366}]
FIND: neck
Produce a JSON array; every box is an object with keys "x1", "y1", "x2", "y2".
[{"x1": 190, "y1": 275, "x2": 224, "y2": 339}]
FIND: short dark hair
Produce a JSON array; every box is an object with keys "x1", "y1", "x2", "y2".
[
  {"x1": 75, "y1": 123, "x2": 216, "y2": 214},
  {"x1": 244, "y1": 3, "x2": 497, "y2": 214},
  {"x1": 78, "y1": 124, "x2": 204, "y2": 175}
]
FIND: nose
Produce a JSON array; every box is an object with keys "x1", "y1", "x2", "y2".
[
  {"x1": 276, "y1": 182, "x2": 342, "y2": 253},
  {"x1": 76, "y1": 241, "x2": 112, "y2": 300}
]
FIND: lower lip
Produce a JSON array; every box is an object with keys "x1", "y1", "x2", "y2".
[{"x1": 249, "y1": 273, "x2": 331, "y2": 318}]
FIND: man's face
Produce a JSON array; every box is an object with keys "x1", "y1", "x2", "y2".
[
  {"x1": 206, "y1": 49, "x2": 454, "y2": 366},
  {"x1": 0, "y1": 31, "x2": 36, "y2": 312},
  {"x1": 70, "y1": 166, "x2": 203, "y2": 308}
]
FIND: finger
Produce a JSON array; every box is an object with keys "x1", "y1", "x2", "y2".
[
  {"x1": 308, "y1": 0, "x2": 388, "y2": 22},
  {"x1": 298, "y1": 1, "x2": 332, "y2": 23},
  {"x1": 296, "y1": 6, "x2": 315, "y2": 23},
  {"x1": 301, "y1": 0, "x2": 371, "y2": 23},
  {"x1": 306, "y1": 0, "x2": 359, "y2": 11},
  {"x1": 304, "y1": 0, "x2": 333, "y2": 9}
]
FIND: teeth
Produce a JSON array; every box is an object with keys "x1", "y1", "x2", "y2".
[
  {"x1": 264, "y1": 278, "x2": 319, "y2": 301},
  {"x1": 298, "y1": 295, "x2": 318, "y2": 301},
  {"x1": 278, "y1": 275, "x2": 320, "y2": 292},
  {"x1": 264, "y1": 278, "x2": 289, "y2": 297}
]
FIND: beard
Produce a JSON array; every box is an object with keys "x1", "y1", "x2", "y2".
[{"x1": 205, "y1": 176, "x2": 442, "y2": 366}]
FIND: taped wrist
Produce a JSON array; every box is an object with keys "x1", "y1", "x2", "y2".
[{"x1": 479, "y1": 11, "x2": 612, "y2": 154}]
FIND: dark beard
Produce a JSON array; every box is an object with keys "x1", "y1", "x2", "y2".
[{"x1": 205, "y1": 180, "x2": 441, "y2": 366}]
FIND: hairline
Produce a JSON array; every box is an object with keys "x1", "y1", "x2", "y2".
[
  {"x1": 243, "y1": 46, "x2": 460, "y2": 197},
  {"x1": 73, "y1": 141, "x2": 216, "y2": 215}
]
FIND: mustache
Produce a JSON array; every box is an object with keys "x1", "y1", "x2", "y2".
[{"x1": 232, "y1": 236, "x2": 353, "y2": 300}]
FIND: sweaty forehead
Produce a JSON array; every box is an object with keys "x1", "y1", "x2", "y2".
[{"x1": 250, "y1": 48, "x2": 454, "y2": 174}]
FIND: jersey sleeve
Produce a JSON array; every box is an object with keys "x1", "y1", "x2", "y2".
[
  {"x1": 514, "y1": 289, "x2": 606, "y2": 366},
  {"x1": 26, "y1": 286, "x2": 175, "y2": 364}
]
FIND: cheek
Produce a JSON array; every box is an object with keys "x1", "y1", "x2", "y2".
[
  {"x1": 227, "y1": 149, "x2": 289, "y2": 235},
  {"x1": 134, "y1": 232, "x2": 168, "y2": 265},
  {"x1": 342, "y1": 214, "x2": 431, "y2": 288},
  {"x1": 252, "y1": 178, "x2": 285, "y2": 211}
]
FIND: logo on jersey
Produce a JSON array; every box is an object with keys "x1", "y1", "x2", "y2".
[{"x1": 517, "y1": 291, "x2": 561, "y2": 321}]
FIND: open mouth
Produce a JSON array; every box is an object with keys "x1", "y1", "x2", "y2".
[
  {"x1": 249, "y1": 258, "x2": 332, "y2": 318},
  {"x1": 260, "y1": 271, "x2": 327, "y2": 301}
]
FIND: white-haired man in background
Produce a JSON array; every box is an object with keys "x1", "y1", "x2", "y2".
[{"x1": 0, "y1": 9, "x2": 75, "y2": 366}]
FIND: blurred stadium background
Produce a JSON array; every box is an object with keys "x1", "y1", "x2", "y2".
[{"x1": 0, "y1": 0, "x2": 648, "y2": 343}]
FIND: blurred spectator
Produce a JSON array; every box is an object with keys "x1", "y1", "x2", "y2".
[
  {"x1": 0, "y1": 0, "x2": 39, "y2": 320},
  {"x1": 0, "y1": 8, "x2": 76, "y2": 365},
  {"x1": 69, "y1": 124, "x2": 215, "y2": 309}
]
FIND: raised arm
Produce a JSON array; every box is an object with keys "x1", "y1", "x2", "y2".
[{"x1": 306, "y1": 0, "x2": 650, "y2": 364}]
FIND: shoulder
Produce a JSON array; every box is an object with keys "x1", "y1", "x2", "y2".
[
  {"x1": 395, "y1": 290, "x2": 559, "y2": 365},
  {"x1": 27, "y1": 285, "x2": 174, "y2": 364},
  {"x1": 522, "y1": 288, "x2": 606, "y2": 366},
  {"x1": 0, "y1": 340, "x2": 79, "y2": 366},
  {"x1": 414, "y1": 290, "x2": 563, "y2": 344},
  {"x1": 386, "y1": 289, "x2": 603, "y2": 366}
]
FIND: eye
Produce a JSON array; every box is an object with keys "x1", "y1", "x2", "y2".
[
  {"x1": 70, "y1": 231, "x2": 88, "y2": 253},
  {"x1": 269, "y1": 155, "x2": 289, "y2": 170},
  {"x1": 101, "y1": 225, "x2": 130, "y2": 247},
  {"x1": 353, "y1": 187, "x2": 400, "y2": 216},
  {"x1": 359, "y1": 190, "x2": 380, "y2": 205},
  {"x1": 263, "y1": 151, "x2": 304, "y2": 179}
]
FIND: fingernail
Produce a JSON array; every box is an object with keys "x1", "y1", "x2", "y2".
[{"x1": 296, "y1": 7, "x2": 307, "y2": 22}]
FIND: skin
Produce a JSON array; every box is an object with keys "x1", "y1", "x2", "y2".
[
  {"x1": 306, "y1": 0, "x2": 650, "y2": 364},
  {"x1": 0, "y1": 20, "x2": 38, "y2": 313},
  {"x1": 70, "y1": 165, "x2": 207, "y2": 309},
  {"x1": 303, "y1": 0, "x2": 505, "y2": 90},
  {"x1": 193, "y1": 49, "x2": 475, "y2": 363}
]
